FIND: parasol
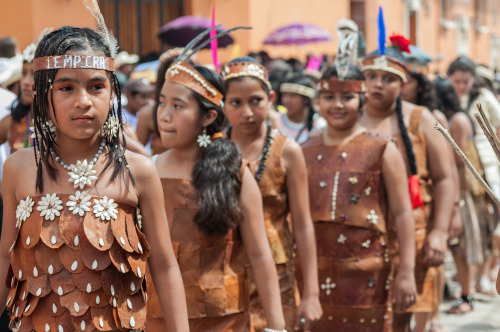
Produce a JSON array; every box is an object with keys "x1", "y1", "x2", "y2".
[
  {"x1": 264, "y1": 23, "x2": 333, "y2": 46},
  {"x1": 158, "y1": 15, "x2": 234, "y2": 49}
]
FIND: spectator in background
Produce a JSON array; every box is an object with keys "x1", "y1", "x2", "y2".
[
  {"x1": 0, "y1": 36, "x2": 19, "y2": 58},
  {"x1": 122, "y1": 78, "x2": 154, "y2": 131},
  {"x1": 114, "y1": 50, "x2": 139, "y2": 87}
]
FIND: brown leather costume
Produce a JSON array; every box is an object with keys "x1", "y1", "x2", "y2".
[
  {"x1": 302, "y1": 132, "x2": 393, "y2": 332},
  {"x1": 388, "y1": 107, "x2": 438, "y2": 313},
  {"x1": 6, "y1": 194, "x2": 149, "y2": 332},
  {"x1": 146, "y1": 176, "x2": 250, "y2": 332},
  {"x1": 246, "y1": 131, "x2": 296, "y2": 332}
]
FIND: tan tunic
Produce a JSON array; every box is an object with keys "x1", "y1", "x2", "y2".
[
  {"x1": 246, "y1": 131, "x2": 296, "y2": 332},
  {"x1": 146, "y1": 177, "x2": 250, "y2": 332},
  {"x1": 389, "y1": 107, "x2": 438, "y2": 313},
  {"x1": 302, "y1": 132, "x2": 393, "y2": 332},
  {"x1": 6, "y1": 194, "x2": 149, "y2": 331}
]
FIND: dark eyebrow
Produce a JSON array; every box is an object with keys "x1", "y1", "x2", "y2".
[
  {"x1": 173, "y1": 97, "x2": 187, "y2": 103},
  {"x1": 54, "y1": 75, "x2": 108, "y2": 84}
]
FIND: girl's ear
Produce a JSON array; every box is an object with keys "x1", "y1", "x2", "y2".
[{"x1": 201, "y1": 109, "x2": 218, "y2": 128}]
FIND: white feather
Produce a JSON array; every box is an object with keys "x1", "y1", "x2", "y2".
[{"x1": 83, "y1": 0, "x2": 119, "y2": 57}]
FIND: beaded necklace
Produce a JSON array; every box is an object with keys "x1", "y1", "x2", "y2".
[
  {"x1": 50, "y1": 138, "x2": 106, "y2": 190},
  {"x1": 228, "y1": 123, "x2": 273, "y2": 184}
]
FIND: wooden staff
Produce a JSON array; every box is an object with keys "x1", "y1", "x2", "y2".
[
  {"x1": 475, "y1": 103, "x2": 500, "y2": 161},
  {"x1": 434, "y1": 121, "x2": 500, "y2": 206}
]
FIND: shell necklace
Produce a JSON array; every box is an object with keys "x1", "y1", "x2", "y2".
[{"x1": 51, "y1": 139, "x2": 106, "y2": 190}]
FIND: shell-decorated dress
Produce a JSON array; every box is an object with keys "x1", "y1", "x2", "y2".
[
  {"x1": 6, "y1": 193, "x2": 150, "y2": 332},
  {"x1": 302, "y1": 132, "x2": 393, "y2": 332},
  {"x1": 146, "y1": 173, "x2": 250, "y2": 331},
  {"x1": 246, "y1": 130, "x2": 296, "y2": 332}
]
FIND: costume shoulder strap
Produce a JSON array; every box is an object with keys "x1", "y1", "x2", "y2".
[{"x1": 408, "y1": 106, "x2": 424, "y2": 134}]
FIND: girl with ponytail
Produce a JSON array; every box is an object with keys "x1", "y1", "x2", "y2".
[
  {"x1": 360, "y1": 32, "x2": 454, "y2": 332},
  {"x1": 150, "y1": 58, "x2": 286, "y2": 331}
]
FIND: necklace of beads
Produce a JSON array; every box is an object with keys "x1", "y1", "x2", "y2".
[
  {"x1": 228, "y1": 123, "x2": 273, "y2": 185},
  {"x1": 51, "y1": 139, "x2": 106, "y2": 189}
]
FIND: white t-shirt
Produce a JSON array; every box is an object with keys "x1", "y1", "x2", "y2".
[{"x1": 0, "y1": 88, "x2": 16, "y2": 180}]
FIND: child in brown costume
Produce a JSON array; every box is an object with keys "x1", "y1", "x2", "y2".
[
  {"x1": 0, "y1": 13, "x2": 189, "y2": 332},
  {"x1": 302, "y1": 64, "x2": 416, "y2": 331},
  {"x1": 222, "y1": 57, "x2": 322, "y2": 332}
]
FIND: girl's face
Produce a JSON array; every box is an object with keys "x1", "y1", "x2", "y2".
[
  {"x1": 319, "y1": 90, "x2": 360, "y2": 131},
  {"x1": 281, "y1": 92, "x2": 307, "y2": 117},
  {"x1": 448, "y1": 70, "x2": 474, "y2": 98},
  {"x1": 224, "y1": 77, "x2": 269, "y2": 134},
  {"x1": 49, "y1": 68, "x2": 112, "y2": 140},
  {"x1": 157, "y1": 81, "x2": 206, "y2": 150},
  {"x1": 20, "y1": 62, "x2": 34, "y2": 106},
  {"x1": 364, "y1": 69, "x2": 403, "y2": 109},
  {"x1": 401, "y1": 73, "x2": 419, "y2": 104}
]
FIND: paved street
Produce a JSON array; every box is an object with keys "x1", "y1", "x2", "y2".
[{"x1": 438, "y1": 253, "x2": 500, "y2": 332}]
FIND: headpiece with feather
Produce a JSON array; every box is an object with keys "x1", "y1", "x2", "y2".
[
  {"x1": 33, "y1": 0, "x2": 118, "y2": 72},
  {"x1": 166, "y1": 26, "x2": 251, "y2": 106}
]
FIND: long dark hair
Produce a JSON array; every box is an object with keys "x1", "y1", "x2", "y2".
[
  {"x1": 447, "y1": 56, "x2": 480, "y2": 105},
  {"x1": 396, "y1": 95, "x2": 417, "y2": 176},
  {"x1": 191, "y1": 66, "x2": 243, "y2": 236},
  {"x1": 320, "y1": 64, "x2": 365, "y2": 111},
  {"x1": 408, "y1": 71, "x2": 438, "y2": 111},
  {"x1": 32, "y1": 26, "x2": 129, "y2": 192}
]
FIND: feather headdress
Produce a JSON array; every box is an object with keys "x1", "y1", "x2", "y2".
[{"x1": 83, "y1": 0, "x2": 119, "y2": 57}]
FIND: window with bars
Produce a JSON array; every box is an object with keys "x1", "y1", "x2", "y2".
[{"x1": 99, "y1": 0, "x2": 184, "y2": 57}]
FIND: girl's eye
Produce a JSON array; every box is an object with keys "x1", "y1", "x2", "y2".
[
  {"x1": 342, "y1": 94, "x2": 355, "y2": 101},
  {"x1": 251, "y1": 98, "x2": 263, "y2": 104},
  {"x1": 59, "y1": 85, "x2": 73, "y2": 92},
  {"x1": 91, "y1": 84, "x2": 105, "y2": 91},
  {"x1": 229, "y1": 100, "x2": 240, "y2": 106},
  {"x1": 174, "y1": 104, "x2": 183, "y2": 110},
  {"x1": 158, "y1": 101, "x2": 165, "y2": 107}
]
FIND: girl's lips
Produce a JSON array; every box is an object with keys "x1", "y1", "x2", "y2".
[{"x1": 371, "y1": 92, "x2": 384, "y2": 99}]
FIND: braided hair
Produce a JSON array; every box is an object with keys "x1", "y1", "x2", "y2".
[
  {"x1": 395, "y1": 95, "x2": 417, "y2": 175},
  {"x1": 32, "y1": 26, "x2": 130, "y2": 192}
]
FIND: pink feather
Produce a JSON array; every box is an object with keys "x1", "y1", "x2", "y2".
[{"x1": 210, "y1": 5, "x2": 220, "y2": 71}]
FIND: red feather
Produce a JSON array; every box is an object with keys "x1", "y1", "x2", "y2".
[{"x1": 408, "y1": 175, "x2": 424, "y2": 210}]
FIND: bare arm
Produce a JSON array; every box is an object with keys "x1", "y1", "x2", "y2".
[
  {"x1": 0, "y1": 154, "x2": 24, "y2": 311},
  {"x1": 239, "y1": 168, "x2": 285, "y2": 331},
  {"x1": 382, "y1": 142, "x2": 417, "y2": 313},
  {"x1": 136, "y1": 105, "x2": 154, "y2": 145},
  {"x1": 283, "y1": 140, "x2": 321, "y2": 330},
  {"x1": 122, "y1": 129, "x2": 149, "y2": 156},
  {"x1": 130, "y1": 154, "x2": 189, "y2": 331},
  {"x1": 420, "y1": 109, "x2": 455, "y2": 265},
  {"x1": 0, "y1": 115, "x2": 12, "y2": 146}
]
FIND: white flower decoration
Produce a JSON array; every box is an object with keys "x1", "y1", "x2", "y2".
[
  {"x1": 30, "y1": 120, "x2": 56, "y2": 141},
  {"x1": 68, "y1": 160, "x2": 98, "y2": 189},
  {"x1": 66, "y1": 191, "x2": 92, "y2": 216},
  {"x1": 103, "y1": 115, "x2": 119, "y2": 142},
  {"x1": 93, "y1": 196, "x2": 118, "y2": 221},
  {"x1": 197, "y1": 133, "x2": 211, "y2": 148},
  {"x1": 37, "y1": 193, "x2": 63, "y2": 221},
  {"x1": 22, "y1": 43, "x2": 36, "y2": 63},
  {"x1": 16, "y1": 196, "x2": 34, "y2": 228}
]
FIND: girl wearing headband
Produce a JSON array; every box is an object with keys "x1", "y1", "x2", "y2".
[
  {"x1": 302, "y1": 63, "x2": 416, "y2": 331},
  {"x1": 0, "y1": 7, "x2": 189, "y2": 331},
  {"x1": 222, "y1": 56, "x2": 322, "y2": 331},
  {"x1": 360, "y1": 31, "x2": 454, "y2": 332},
  {"x1": 278, "y1": 75, "x2": 325, "y2": 143},
  {"x1": 150, "y1": 53, "x2": 286, "y2": 330}
]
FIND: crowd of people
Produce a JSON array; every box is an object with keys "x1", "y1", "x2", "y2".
[{"x1": 0, "y1": 4, "x2": 500, "y2": 332}]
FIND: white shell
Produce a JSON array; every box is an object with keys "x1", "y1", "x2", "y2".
[
  {"x1": 74, "y1": 302, "x2": 80, "y2": 313},
  {"x1": 87, "y1": 283, "x2": 92, "y2": 293},
  {"x1": 130, "y1": 316, "x2": 135, "y2": 327},
  {"x1": 51, "y1": 235, "x2": 57, "y2": 245},
  {"x1": 36, "y1": 288, "x2": 42, "y2": 296},
  {"x1": 48, "y1": 264, "x2": 54, "y2": 274},
  {"x1": 26, "y1": 236, "x2": 31, "y2": 245},
  {"x1": 33, "y1": 267, "x2": 38, "y2": 277},
  {"x1": 74, "y1": 235, "x2": 79, "y2": 246},
  {"x1": 92, "y1": 260, "x2": 98, "y2": 270},
  {"x1": 96, "y1": 295, "x2": 101, "y2": 305},
  {"x1": 71, "y1": 261, "x2": 78, "y2": 271},
  {"x1": 80, "y1": 320, "x2": 86, "y2": 331},
  {"x1": 127, "y1": 298, "x2": 132, "y2": 309},
  {"x1": 53, "y1": 303, "x2": 57, "y2": 313}
]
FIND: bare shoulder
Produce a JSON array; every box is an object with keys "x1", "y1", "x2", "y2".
[
  {"x1": 137, "y1": 104, "x2": 154, "y2": 122},
  {"x1": 282, "y1": 137, "x2": 305, "y2": 169},
  {"x1": 124, "y1": 150, "x2": 158, "y2": 184},
  {"x1": 4, "y1": 148, "x2": 36, "y2": 173},
  {"x1": 450, "y1": 112, "x2": 472, "y2": 132}
]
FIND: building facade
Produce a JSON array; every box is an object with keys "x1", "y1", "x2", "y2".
[{"x1": 1, "y1": 0, "x2": 500, "y2": 73}]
